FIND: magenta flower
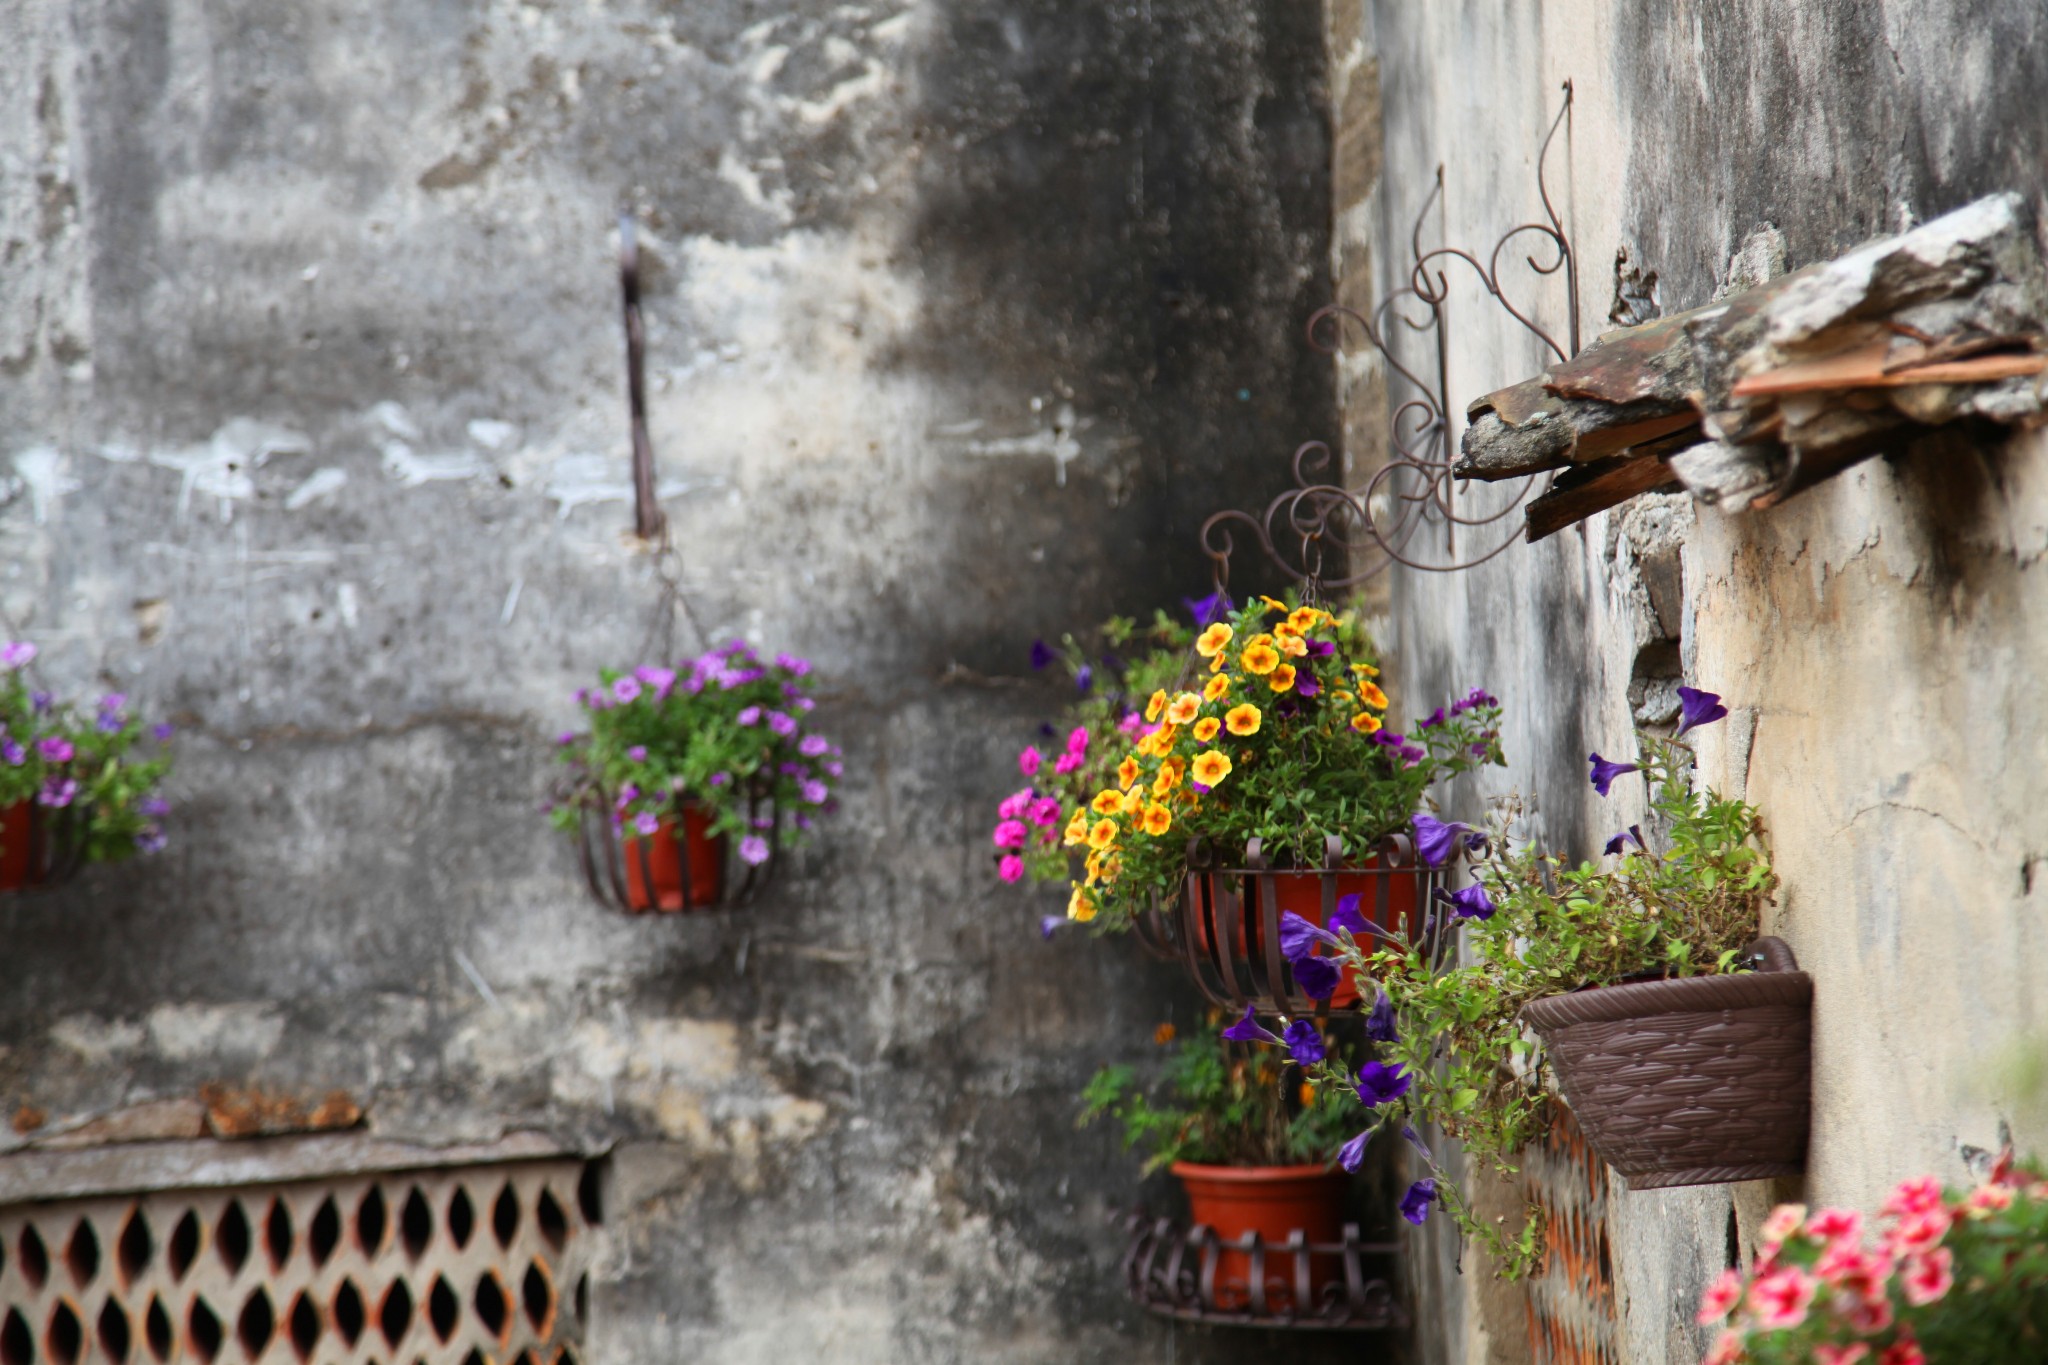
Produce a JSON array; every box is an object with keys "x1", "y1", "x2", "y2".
[
  {"x1": 635, "y1": 665, "x2": 676, "y2": 698},
  {"x1": 708, "y1": 772, "x2": 729, "y2": 787},
  {"x1": 0, "y1": 641, "x2": 35, "y2": 668},
  {"x1": 992, "y1": 819, "x2": 1027, "y2": 850},
  {"x1": 739, "y1": 835, "x2": 771, "y2": 865},
  {"x1": 1415, "y1": 706, "x2": 1445, "y2": 730},
  {"x1": 0, "y1": 738, "x2": 22, "y2": 765},
  {"x1": 775, "y1": 653, "x2": 812, "y2": 676},
  {"x1": 1411, "y1": 813, "x2": 1475, "y2": 867},
  {"x1": 611, "y1": 676, "x2": 642, "y2": 703},
  {"x1": 998, "y1": 790, "x2": 1031, "y2": 819},
  {"x1": 768, "y1": 712, "x2": 798, "y2": 737},
  {"x1": 615, "y1": 783, "x2": 640, "y2": 807},
  {"x1": 1604, "y1": 825, "x2": 1645, "y2": 856},
  {"x1": 1052, "y1": 751, "x2": 1083, "y2": 775},
  {"x1": 633, "y1": 811, "x2": 660, "y2": 836},
  {"x1": 626, "y1": 745, "x2": 648, "y2": 762},
  {"x1": 822, "y1": 760, "x2": 844, "y2": 777},
  {"x1": 1017, "y1": 745, "x2": 1043, "y2": 777},
  {"x1": 1354, "y1": 1059, "x2": 1410, "y2": 1107},
  {"x1": 1399, "y1": 1179, "x2": 1437, "y2": 1225},
  {"x1": 1449, "y1": 687, "x2": 1497, "y2": 716},
  {"x1": 1588, "y1": 753, "x2": 1638, "y2": 796},
  {"x1": 556, "y1": 731, "x2": 577, "y2": 745},
  {"x1": 998, "y1": 855, "x2": 1025, "y2": 884},
  {"x1": 99, "y1": 693, "x2": 126, "y2": 713},
  {"x1": 37, "y1": 777, "x2": 77, "y2": 807},
  {"x1": 36, "y1": 737, "x2": 73, "y2": 763},
  {"x1": 800, "y1": 735, "x2": 831, "y2": 758},
  {"x1": 1282, "y1": 1020, "x2": 1325, "y2": 1067},
  {"x1": 1674, "y1": 686, "x2": 1729, "y2": 736},
  {"x1": 1117, "y1": 712, "x2": 1142, "y2": 736},
  {"x1": 1065, "y1": 726, "x2": 1088, "y2": 756},
  {"x1": 737, "y1": 706, "x2": 762, "y2": 727},
  {"x1": 1028, "y1": 797, "x2": 1061, "y2": 827},
  {"x1": 135, "y1": 825, "x2": 167, "y2": 853},
  {"x1": 801, "y1": 779, "x2": 829, "y2": 804}
]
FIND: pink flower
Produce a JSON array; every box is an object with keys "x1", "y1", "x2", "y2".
[
  {"x1": 1065, "y1": 725, "x2": 1088, "y2": 756},
  {"x1": 1840, "y1": 1290, "x2": 1894, "y2": 1335},
  {"x1": 1052, "y1": 751, "x2": 1083, "y2": 775},
  {"x1": 1028, "y1": 797, "x2": 1061, "y2": 827},
  {"x1": 997, "y1": 855, "x2": 1025, "y2": 884},
  {"x1": 1900, "y1": 1247, "x2": 1953, "y2": 1306},
  {"x1": 1813, "y1": 1347, "x2": 1870, "y2": 1365},
  {"x1": 1888, "y1": 1208, "x2": 1950, "y2": 1255},
  {"x1": 1702, "y1": 1329, "x2": 1745, "y2": 1365},
  {"x1": 1696, "y1": 1269, "x2": 1743, "y2": 1324},
  {"x1": 1747, "y1": 1267, "x2": 1816, "y2": 1330},
  {"x1": 1815, "y1": 1241, "x2": 1889, "y2": 1291},
  {"x1": 1964, "y1": 1183, "x2": 2015, "y2": 1217},
  {"x1": 1877, "y1": 1339, "x2": 1925, "y2": 1365},
  {"x1": 1017, "y1": 746, "x2": 1043, "y2": 777},
  {"x1": 992, "y1": 820, "x2": 1027, "y2": 850},
  {"x1": 1804, "y1": 1207, "x2": 1863, "y2": 1247},
  {"x1": 1882, "y1": 1176, "x2": 1943, "y2": 1218},
  {"x1": 1117, "y1": 712, "x2": 1142, "y2": 735},
  {"x1": 998, "y1": 790, "x2": 1032, "y2": 819},
  {"x1": 1760, "y1": 1203, "x2": 1808, "y2": 1247}
]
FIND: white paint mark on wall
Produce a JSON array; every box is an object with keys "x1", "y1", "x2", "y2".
[
  {"x1": 144, "y1": 1001, "x2": 286, "y2": 1060},
  {"x1": 369, "y1": 400, "x2": 424, "y2": 442},
  {"x1": 284, "y1": 466, "x2": 348, "y2": 510},
  {"x1": 542, "y1": 452, "x2": 706, "y2": 519},
  {"x1": 381, "y1": 440, "x2": 488, "y2": 487},
  {"x1": 336, "y1": 582, "x2": 360, "y2": 628},
  {"x1": 48, "y1": 1014, "x2": 145, "y2": 1063},
  {"x1": 11, "y1": 446, "x2": 81, "y2": 524},
  {"x1": 466, "y1": 419, "x2": 520, "y2": 451},
  {"x1": 954, "y1": 403, "x2": 1086, "y2": 484},
  {"x1": 500, "y1": 576, "x2": 523, "y2": 624},
  {"x1": 134, "y1": 418, "x2": 312, "y2": 520}
]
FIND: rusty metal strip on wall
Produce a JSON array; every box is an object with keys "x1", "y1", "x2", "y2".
[{"x1": 1522, "y1": 1104, "x2": 1620, "y2": 1365}]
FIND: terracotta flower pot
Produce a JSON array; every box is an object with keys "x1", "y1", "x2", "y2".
[
  {"x1": 1521, "y1": 936, "x2": 1812, "y2": 1189},
  {"x1": 0, "y1": 801, "x2": 36, "y2": 892},
  {"x1": 0, "y1": 800, "x2": 85, "y2": 894},
  {"x1": 1192, "y1": 860, "x2": 1421, "y2": 1008},
  {"x1": 1171, "y1": 1162, "x2": 1349, "y2": 1312},
  {"x1": 619, "y1": 806, "x2": 726, "y2": 912}
]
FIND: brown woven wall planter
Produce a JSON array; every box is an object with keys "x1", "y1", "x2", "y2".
[{"x1": 1520, "y1": 937, "x2": 1812, "y2": 1189}]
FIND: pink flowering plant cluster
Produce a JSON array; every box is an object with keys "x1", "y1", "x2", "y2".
[
  {"x1": 0, "y1": 640, "x2": 173, "y2": 862},
  {"x1": 549, "y1": 641, "x2": 841, "y2": 864},
  {"x1": 1697, "y1": 1152, "x2": 2048, "y2": 1364}
]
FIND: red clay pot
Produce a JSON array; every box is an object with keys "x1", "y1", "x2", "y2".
[
  {"x1": 620, "y1": 807, "x2": 725, "y2": 912},
  {"x1": 1171, "y1": 1162, "x2": 1349, "y2": 1312},
  {"x1": 1193, "y1": 861, "x2": 1420, "y2": 1007},
  {"x1": 0, "y1": 801, "x2": 35, "y2": 892}
]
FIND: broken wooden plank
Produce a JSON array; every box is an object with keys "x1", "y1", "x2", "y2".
[
  {"x1": 1458, "y1": 390, "x2": 1699, "y2": 481},
  {"x1": 1666, "y1": 441, "x2": 1787, "y2": 510},
  {"x1": 1731, "y1": 342, "x2": 2046, "y2": 397},
  {"x1": 1524, "y1": 449, "x2": 1687, "y2": 542}
]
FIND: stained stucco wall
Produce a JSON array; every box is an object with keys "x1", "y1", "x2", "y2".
[
  {"x1": 1333, "y1": 3, "x2": 2048, "y2": 1363},
  {"x1": 0, "y1": 2, "x2": 1353, "y2": 1361}
]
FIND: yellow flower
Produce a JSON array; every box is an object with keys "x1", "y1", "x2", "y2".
[
  {"x1": 1203, "y1": 674, "x2": 1231, "y2": 702},
  {"x1": 1241, "y1": 642, "x2": 1281, "y2": 675},
  {"x1": 1092, "y1": 788, "x2": 1125, "y2": 815},
  {"x1": 1063, "y1": 809, "x2": 1090, "y2": 846},
  {"x1": 1277, "y1": 632, "x2": 1308, "y2": 658},
  {"x1": 1142, "y1": 803, "x2": 1173, "y2": 836},
  {"x1": 1258, "y1": 595, "x2": 1288, "y2": 612},
  {"x1": 1151, "y1": 763, "x2": 1182, "y2": 796},
  {"x1": 1209, "y1": 653, "x2": 1226, "y2": 674},
  {"x1": 1193, "y1": 716, "x2": 1222, "y2": 742},
  {"x1": 1350, "y1": 712, "x2": 1381, "y2": 734},
  {"x1": 1286, "y1": 607, "x2": 1323, "y2": 633},
  {"x1": 1117, "y1": 756, "x2": 1141, "y2": 790},
  {"x1": 1268, "y1": 664, "x2": 1297, "y2": 693},
  {"x1": 1145, "y1": 689, "x2": 1168, "y2": 723},
  {"x1": 1166, "y1": 692, "x2": 1201, "y2": 726},
  {"x1": 1067, "y1": 885, "x2": 1097, "y2": 922},
  {"x1": 1154, "y1": 1022, "x2": 1177, "y2": 1045},
  {"x1": 1358, "y1": 680, "x2": 1389, "y2": 709},
  {"x1": 1225, "y1": 703, "x2": 1262, "y2": 736},
  {"x1": 1191, "y1": 749, "x2": 1233, "y2": 786},
  {"x1": 1087, "y1": 818, "x2": 1119, "y2": 851},
  {"x1": 1120, "y1": 786, "x2": 1145, "y2": 815},
  {"x1": 1350, "y1": 662, "x2": 1380, "y2": 679},
  {"x1": 1299, "y1": 1081, "x2": 1316, "y2": 1107},
  {"x1": 1195, "y1": 623, "x2": 1234, "y2": 658}
]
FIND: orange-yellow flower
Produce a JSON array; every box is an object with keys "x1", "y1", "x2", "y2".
[
  {"x1": 1117, "y1": 756, "x2": 1141, "y2": 790},
  {"x1": 1142, "y1": 803, "x2": 1173, "y2": 836},
  {"x1": 1145, "y1": 689, "x2": 1169, "y2": 723},
  {"x1": 1299, "y1": 1081, "x2": 1316, "y2": 1107},
  {"x1": 1087, "y1": 818, "x2": 1119, "y2": 851},
  {"x1": 1358, "y1": 680, "x2": 1389, "y2": 709},
  {"x1": 1258, "y1": 595, "x2": 1288, "y2": 613},
  {"x1": 1195, "y1": 623, "x2": 1234, "y2": 658},
  {"x1": 1210, "y1": 653, "x2": 1226, "y2": 673},
  {"x1": 1268, "y1": 664, "x2": 1297, "y2": 693},
  {"x1": 1191, "y1": 749, "x2": 1233, "y2": 786},
  {"x1": 1152, "y1": 763, "x2": 1182, "y2": 796},
  {"x1": 1193, "y1": 716, "x2": 1222, "y2": 742},
  {"x1": 1241, "y1": 642, "x2": 1281, "y2": 675},
  {"x1": 1350, "y1": 662, "x2": 1379, "y2": 679},
  {"x1": 1225, "y1": 703, "x2": 1262, "y2": 737},
  {"x1": 1092, "y1": 788, "x2": 1125, "y2": 815},
  {"x1": 1350, "y1": 712, "x2": 1381, "y2": 734},
  {"x1": 1067, "y1": 885, "x2": 1097, "y2": 922},
  {"x1": 1287, "y1": 607, "x2": 1323, "y2": 633},
  {"x1": 1120, "y1": 786, "x2": 1146, "y2": 815},
  {"x1": 1064, "y1": 809, "x2": 1090, "y2": 845},
  {"x1": 1154, "y1": 1022, "x2": 1177, "y2": 1045},
  {"x1": 1166, "y1": 692, "x2": 1201, "y2": 726},
  {"x1": 1276, "y1": 631, "x2": 1308, "y2": 658},
  {"x1": 1203, "y1": 674, "x2": 1231, "y2": 702}
]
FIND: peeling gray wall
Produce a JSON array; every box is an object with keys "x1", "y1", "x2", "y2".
[
  {"x1": 1337, "y1": 2, "x2": 2048, "y2": 1363},
  {"x1": 0, "y1": 2, "x2": 1361, "y2": 1360}
]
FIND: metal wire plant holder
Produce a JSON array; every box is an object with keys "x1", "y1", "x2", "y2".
[
  {"x1": 1198, "y1": 82, "x2": 1582, "y2": 591},
  {"x1": 1118, "y1": 1211, "x2": 1408, "y2": 1331},
  {"x1": 570, "y1": 790, "x2": 781, "y2": 915}
]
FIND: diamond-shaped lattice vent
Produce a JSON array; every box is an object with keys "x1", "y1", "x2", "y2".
[{"x1": 0, "y1": 1160, "x2": 598, "y2": 1364}]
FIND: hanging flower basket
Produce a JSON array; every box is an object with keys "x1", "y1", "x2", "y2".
[
  {"x1": 1118, "y1": 1206, "x2": 1405, "y2": 1330},
  {"x1": 1172, "y1": 834, "x2": 1446, "y2": 1015},
  {"x1": 572, "y1": 794, "x2": 777, "y2": 914},
  {"x1": 0, "y1": 800, "x2": 90, "y2": 895},
  {"x1": 1521, "y1": 936, "x2": 1812, "y2": 1189}
]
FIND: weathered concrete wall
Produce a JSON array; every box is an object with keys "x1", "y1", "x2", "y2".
[
  {"x1": 1333, "y1": 2, "x2": 2048, "y2": 1362},
  {"x1": 0, "y1": 1, "x2": 1354, "y2": 1360}
]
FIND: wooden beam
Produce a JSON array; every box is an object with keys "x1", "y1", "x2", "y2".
[{"x1": 1523, "y1": 450, "x2": 1688, "y2": 543}]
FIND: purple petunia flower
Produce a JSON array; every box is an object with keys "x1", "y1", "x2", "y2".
[
  {"x1": 1369, "y1": 729, "x2": 1405, "y2": 749},
  {"x1": 1074, "y1": 664, "x2": 1093, "y2": 694},
  {"x1": 800, "y1": 734, "x2": 831, "y2": 758},
  {"x1": 36, "y1": 737, "x2": 72, "y2": 763},
  {"x1": 0, "y1": 641, "x2": 35, "y2": 669},
  {"x1": 635, "y1": 665, "x2": 676, "y2": 698},
  {"x1": 625, "y1": 745, "x2": 648, "y2": 763},
  {"x1": 739, "y1": 835, "x2": 771, "y2": 865},
  {"x1": 37, "y1": 777, "x2": 77, "y2": 808},
  {"x1": 1039, "y1": 915, "x2": 1064, "y2": 939},
  {"x1": 1279, "y1": 910, "x2": 1341, "y2": 961},
  {"x1": 752, "y1": 816, "x2": 774, "y2": 830},
  {"x1": 1305, "y1": 638, "x2": 1337, "y2": 659},
  {"x1": 1449, "y1": 687, "x2": 1498, "y2": 716},
  {"x1": 30, "y1": 690, "x2": 51, "y2": 713},
  {"x1": 615, "y1": 784, "x2": 640, "y2": 807},
  {"x1": 0, "y1": 738, "x2": 22, "y2": 765},
  {"x1": 801, "y1": 779, "x2": 829, "y2": 805},
  {"x1": 1355, "y1": 1059, "x2": 1411, "y2": 1107},
  {"x1": 633, "y1": 811, "x2": 660, "y2": 836},
  {"x1": 737, "y1": 706, "x2": 762, "y2": 727},
  {"x1": 557, "y1": 731, "x2": 577, "y2": 746},
  {"x1": 822, "y1": 760, "x2": 844, "y2": 777},
  {"x1": 99, "y1": 693, "x2": 126, "y2": 713},
  {"x1": 135, "y1": 824, "x2": 167, "y2": 853},
  {"x1": 1399, "y1": 1179, "x2": 1437, "y2": 1225},
  {"x1": 1674, "y1": 685, "x2": 1729, "y2": 736},
  {"x1": 1329, "y1": 894, "x2": 1375, "y2": 941},
  {"x1": 1190, "y1": 780, "x2": 1211, "y2": 795},
  {"x1": 153, "y1": 723, "x2": 175, "y2": 741},
  {"x1": 768, "y1": 711, "x2": 799, "y2": 737},
  {"x1": 1282, "y1": 1020, "x2": 1325, "y2": 1067},
  {"x1": 1221, "y1": 1004, "x2": 1281, "y2": 1045},
  {"x1": 795, "y1": 814, "x2": 814, "y2": 831},
  {"x1": 1604, "y1": 825, "x2": 1645, "y2": 856},
  {"x1": 1296, "y1": 672, "x2": 1321, "y2": 699},
  {"x1": 96, "y1": 713, "x2": 123, "y2": 733},
  {"x1": 1411, "y1": 813, "x2": 1476, "y2": 867},
  {"x1": 1365, "y1": 990, "x2": 1398, "y2": 1043},
  {"x1": 138, "y1": 796, "x2": 171, "y2": 818},
  {"x1": 1337, "y1": 1127, "x2": 1374, "y2": 1172},
  {"x1": 1182, "y1": 591, "x2": 1233, "y2": 626},
  {"x1": 1415, "y1": 706, "x2": 1445, "y2": 730},
  {"x1": 1588, "y1": 752, "x2": 1638, "y2": 796},
  {"x1": 611, "y1": 676, "x2": 642, "y2": 703},
  {"x1": 1438, "y1": 883, "x2": 1496, "y2": 920},
  {"x1": 1292, "y1": 955, "x2": 1341, "y2": 1000},
  {"x1": 708, "y1": 772, "x2": 729, "y2": 787},
  {"x1": 1468, "y1": 740, "x2": 1490, "y2": 758},
  {"x1": 1029, "y1": 639, "x2": 1056, "y2": 670}
]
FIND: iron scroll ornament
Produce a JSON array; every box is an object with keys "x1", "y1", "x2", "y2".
[{"x1": 1200, "y1": 82, "x2": 1581, "y2": 589}]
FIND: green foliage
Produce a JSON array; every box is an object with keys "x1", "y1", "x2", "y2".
[
  {"x1": 1078, "y1": 1020, "x2": 1359, "y2": 1172},
  {"x1": 0, "y1": 655, "x2": 172, "y2": 865}
]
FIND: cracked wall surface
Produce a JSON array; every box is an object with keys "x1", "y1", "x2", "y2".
[
  {"x1": 1334, "y1": 2, "x2": 2048, "y2": 1363},
  {"x1": 0, "y1": 2, "x2": 1355, "y2": 1360}
]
